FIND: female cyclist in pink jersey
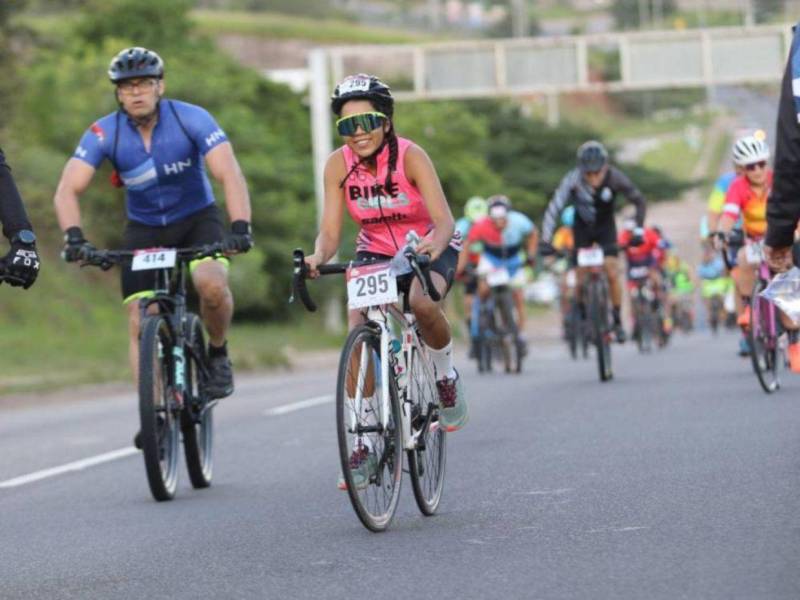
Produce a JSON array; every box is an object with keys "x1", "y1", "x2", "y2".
[{"x1": 305, "y1": 74, "x2": 467, "y2": 441}]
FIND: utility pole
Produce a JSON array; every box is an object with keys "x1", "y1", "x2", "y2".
[
  {"x1": 637, "y1": 0, "x2": 650, "y2": 29},
  {"x1": 742, "y1": 0, "x2": 754, "y2": 26},
  {"x1": 428, "y1": 0, "x2": 441, "y2": 31},
  {"x1": 511, "y1": 0, "x2": 528, "y2": 38}
]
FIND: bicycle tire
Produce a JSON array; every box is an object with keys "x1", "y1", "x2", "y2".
[
  {"x1": 407, "y1": 345, "x2": 447, "y2": 516},
  {"x1": 589, "y1": 277, "x2": 613, "y2": 382},
  {"x1": 748, "y1": 281, "x2": 780, "y2": 394},
  {"x1": 497, "y1": 290, "x2": 521, "y2": 373},
  {"x1": 567, "y1": 304, "x2": 578, "y2": 360},
  {"x1": 710, "y1": 296, "x2": 722, "y2": 334},
  {"x1": 336, "y1": 325, "x2": 403, "y2": 532},
  {"x1": 181, "y1": 313, "x2": 213, "y2": 489},
  {"x1": 139, "y1": 315, "x2": 180, "y2": 501},
  {"x1": 638, "y1": 297, "x2": 654, "y2": 354}
]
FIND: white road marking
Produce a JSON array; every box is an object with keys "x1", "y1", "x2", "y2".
[
  {"x1": 0, "y1": 447, "x2": 138, "y2": 489},
  {"x1": 263, "y1": 394, "x2": 334, "y2": 417},
  {"x1": 516, "y1": 488, "x2": 573, "y2": 496}
]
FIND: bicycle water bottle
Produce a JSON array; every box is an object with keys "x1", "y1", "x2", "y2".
[{"x1": 390, "y1": 336, "x2": 408, "y2": 389}]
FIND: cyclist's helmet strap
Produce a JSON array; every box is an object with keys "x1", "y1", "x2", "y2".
[
  {"x1": 331, "y1": 73, "x2": 394, "y2": 118},
  {"x1": 108, "y1": 47, "x2": 165, "y2": 83}
]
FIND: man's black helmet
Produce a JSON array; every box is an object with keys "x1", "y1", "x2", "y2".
[
  {"x1": 577, "y1": 140, "x2": 609, "y2": 173},
  {"x1": 108, "y1": 47, "x2": 164, "y2": 83},
  {"x1": 331, "y1": 74, "x2": 394, "y2": 118}
]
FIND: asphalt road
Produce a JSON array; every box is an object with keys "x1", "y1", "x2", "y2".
[{"x1": 0, "y1": 330, "x2": 798, "y2": 599}]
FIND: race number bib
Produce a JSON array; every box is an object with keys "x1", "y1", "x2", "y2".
[
  {"x1": 346, "y1": 263, "x2": 398, "y2": 309},
  {"x1": 628, "y1": 265, "x2": 650, "y2": 279},
  {"x1": 745, "y1": 241, "x2": 763, "y2": 265},
  {"x1": 577, "y1": 247, "x2": 605, "y2": 267},
  {"x1": 486, "y1": 267, "x2": 511, "y2": 287},
  {"x1": 131, "y1": 248, "x2": 177, "y2": 271}
]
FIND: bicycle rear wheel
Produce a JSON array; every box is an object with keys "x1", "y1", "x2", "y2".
[
  {"x1": 636, "y1": 297, "x2": 654, "y2": 354},
  {"x1": 182, "y1": 313, "x2": 214, "y2": 489},
  {"x1": 139, "y1": 315, "x2": 180, "y2": 501},
  {"x1": 749, "y1": 283, "x2": 780, "y2": 394},
  {"x1": 337, "y1": 325, "x2": 403, "y2": 532},
  {"x1": 407, "y1": 345, "x2": 447, "y2": 516}
]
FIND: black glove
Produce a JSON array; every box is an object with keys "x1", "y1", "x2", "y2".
[
  {"x1": 2, "y1": 234, "x2": 40, "y2": 289},
  {"x1": 61, "y1": 226, "x2": 94, "y2": 263},
  {"x1": 538, "y1": 241, "x2": 556, "y2": 257},
  {"x1": 226, "y1": 220, "x2": 253, "y2": 253},
  {"x1": 630, "y1": 228, "x2": 645, "y2": 247}
]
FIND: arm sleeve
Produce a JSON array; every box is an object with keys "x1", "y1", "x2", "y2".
[
  {"x1": 611, "y1": 167, "x2": 646, "y2": 226},
  {"x1": 542, "y1": 171, "x2": 575, "y2": 243},
  {"x1": 73, "y1": 124, "x2": 108, "y2": 168},
  {"x1": 183, "y1": 104, "x2": 229, "y2": 155},
  {"x1": 766, "y1": 27, "x2": 800, "y2": 247},
  {"x1": 0, "y1": 149, "x2": 33, "y2": 239}
]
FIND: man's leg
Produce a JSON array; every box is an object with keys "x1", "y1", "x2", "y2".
[{"x1": 192, "y1": 259, "x2": 235, "y2": 398}]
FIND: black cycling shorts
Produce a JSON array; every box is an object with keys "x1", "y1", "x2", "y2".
[
  {"x1": 120, "y1": 204, "x2": 226, "y2": 302},
  {"x1": 571, "y1": 220, "x2": 618, "y2": 266},
  {"x1": 355, "y1": 246, "x2": 458, "y2": 297}
]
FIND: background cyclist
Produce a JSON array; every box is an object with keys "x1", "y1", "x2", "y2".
[
  {"x1": 53, "y1": 47, "x2": 253, "y2": 445},
  {"x1": 455, "y1": 195, "x2": 488, "y2": 357},
  {"x1": 715, "y1": 135, "x2": 800, "y2": 370},
  {"x1": 540, "y1": 140, "x2": 647, "y2": 343},
  {"x1": 458, "y1": 194, "x2": 538, "y2": 348}
]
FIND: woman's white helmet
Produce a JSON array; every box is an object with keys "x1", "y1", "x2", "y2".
[{"x1": 732, "y1": 135, "x2": 770, "y2": 166}]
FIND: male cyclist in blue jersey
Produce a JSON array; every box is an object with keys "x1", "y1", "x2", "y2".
[{"x1": 53, "y1": 48, "x2": 252, "y2": 442}]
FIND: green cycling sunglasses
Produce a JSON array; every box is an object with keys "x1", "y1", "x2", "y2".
[{"x1": 336, "y1": 111, "x2": 387, "y2": 136}]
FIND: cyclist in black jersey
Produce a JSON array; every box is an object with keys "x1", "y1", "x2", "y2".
[
  {"x1": 0, "y1": 149, "x2": 39, "y2": 289},
  {"x1": 540, "y1": 141, "x2": 647, "y2": 343}
]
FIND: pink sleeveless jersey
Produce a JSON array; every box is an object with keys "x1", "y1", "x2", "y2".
[{"x1": 342, "y1": 137, "x2": 459, "y2": 256}]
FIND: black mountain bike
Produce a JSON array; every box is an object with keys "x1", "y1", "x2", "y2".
[
  {"x1": 473, "y1": 279, "x2": 524, "y2": 374},
  {"x1": 81, "y1": 243, "x2": 225, "y2": 501},
  {"x1": 628, "y1": 265, "x2": 660, "y2": 354}
]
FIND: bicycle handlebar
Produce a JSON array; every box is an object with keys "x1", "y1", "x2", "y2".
[
  {"x1": 80, "y1": 242, "x2": 229, "y2": 271},
  {"x1": 291, "y1": 248, "x2": 441, "y2": 313}
]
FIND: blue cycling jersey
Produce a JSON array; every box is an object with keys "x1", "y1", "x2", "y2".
[{"x1": 73, "y1": 99, "x2": 229, "y2": 227}]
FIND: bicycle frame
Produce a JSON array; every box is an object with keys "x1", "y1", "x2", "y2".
[
  {"x1": 355, "y1": 298, "x2": 435, "y2": 452},
  {"x1": 755, "y1": 260, "x2": 778, "y2": 343}
]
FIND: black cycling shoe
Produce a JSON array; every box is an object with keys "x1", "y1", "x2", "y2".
[
  {"x1": 613, "y1": 323, "x2": 627, "y2": 344},
  {"x1": 206, "y1": 354, "x2": 234, "y2": 399}
]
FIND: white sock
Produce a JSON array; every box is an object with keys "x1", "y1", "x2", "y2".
[{"x1": 428, "y1": 341, "x2": 456, "y2": 381}]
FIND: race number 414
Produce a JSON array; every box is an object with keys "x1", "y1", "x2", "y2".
[{"x1": 132, "y1": 248, "x2": 177, "y2": 271}]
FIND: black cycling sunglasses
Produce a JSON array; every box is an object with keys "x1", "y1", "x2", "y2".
[{"x1": 745, "y1": 161, "x2": 767, "y2": 172}]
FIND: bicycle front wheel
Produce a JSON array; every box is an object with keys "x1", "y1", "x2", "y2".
[
  {"x1": 139, "y1": 315, "x2": 180, "y2": 501},
  {"x1": 589, "y1": 277, "x2": 613, "y2": 382},
  {"x1": 337, "y1": 325, "x2": 403, "y2": 532},
  {"x1": 407, "y1": 345, "x2": 447, "y2": 516},
  {"x1": 182, "y1": 313, "x2": 214, "y2": 489},
  {"x1": 497, "y1": 291, "x2": 522, "y2": 373},
  {"x1": 749, "y1": 283, "x2": 780, "y2": 394}
]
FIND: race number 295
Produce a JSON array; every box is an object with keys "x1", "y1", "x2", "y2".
[{"x1": 346, "y1": 263, "x2": 398, "y2": 309}]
